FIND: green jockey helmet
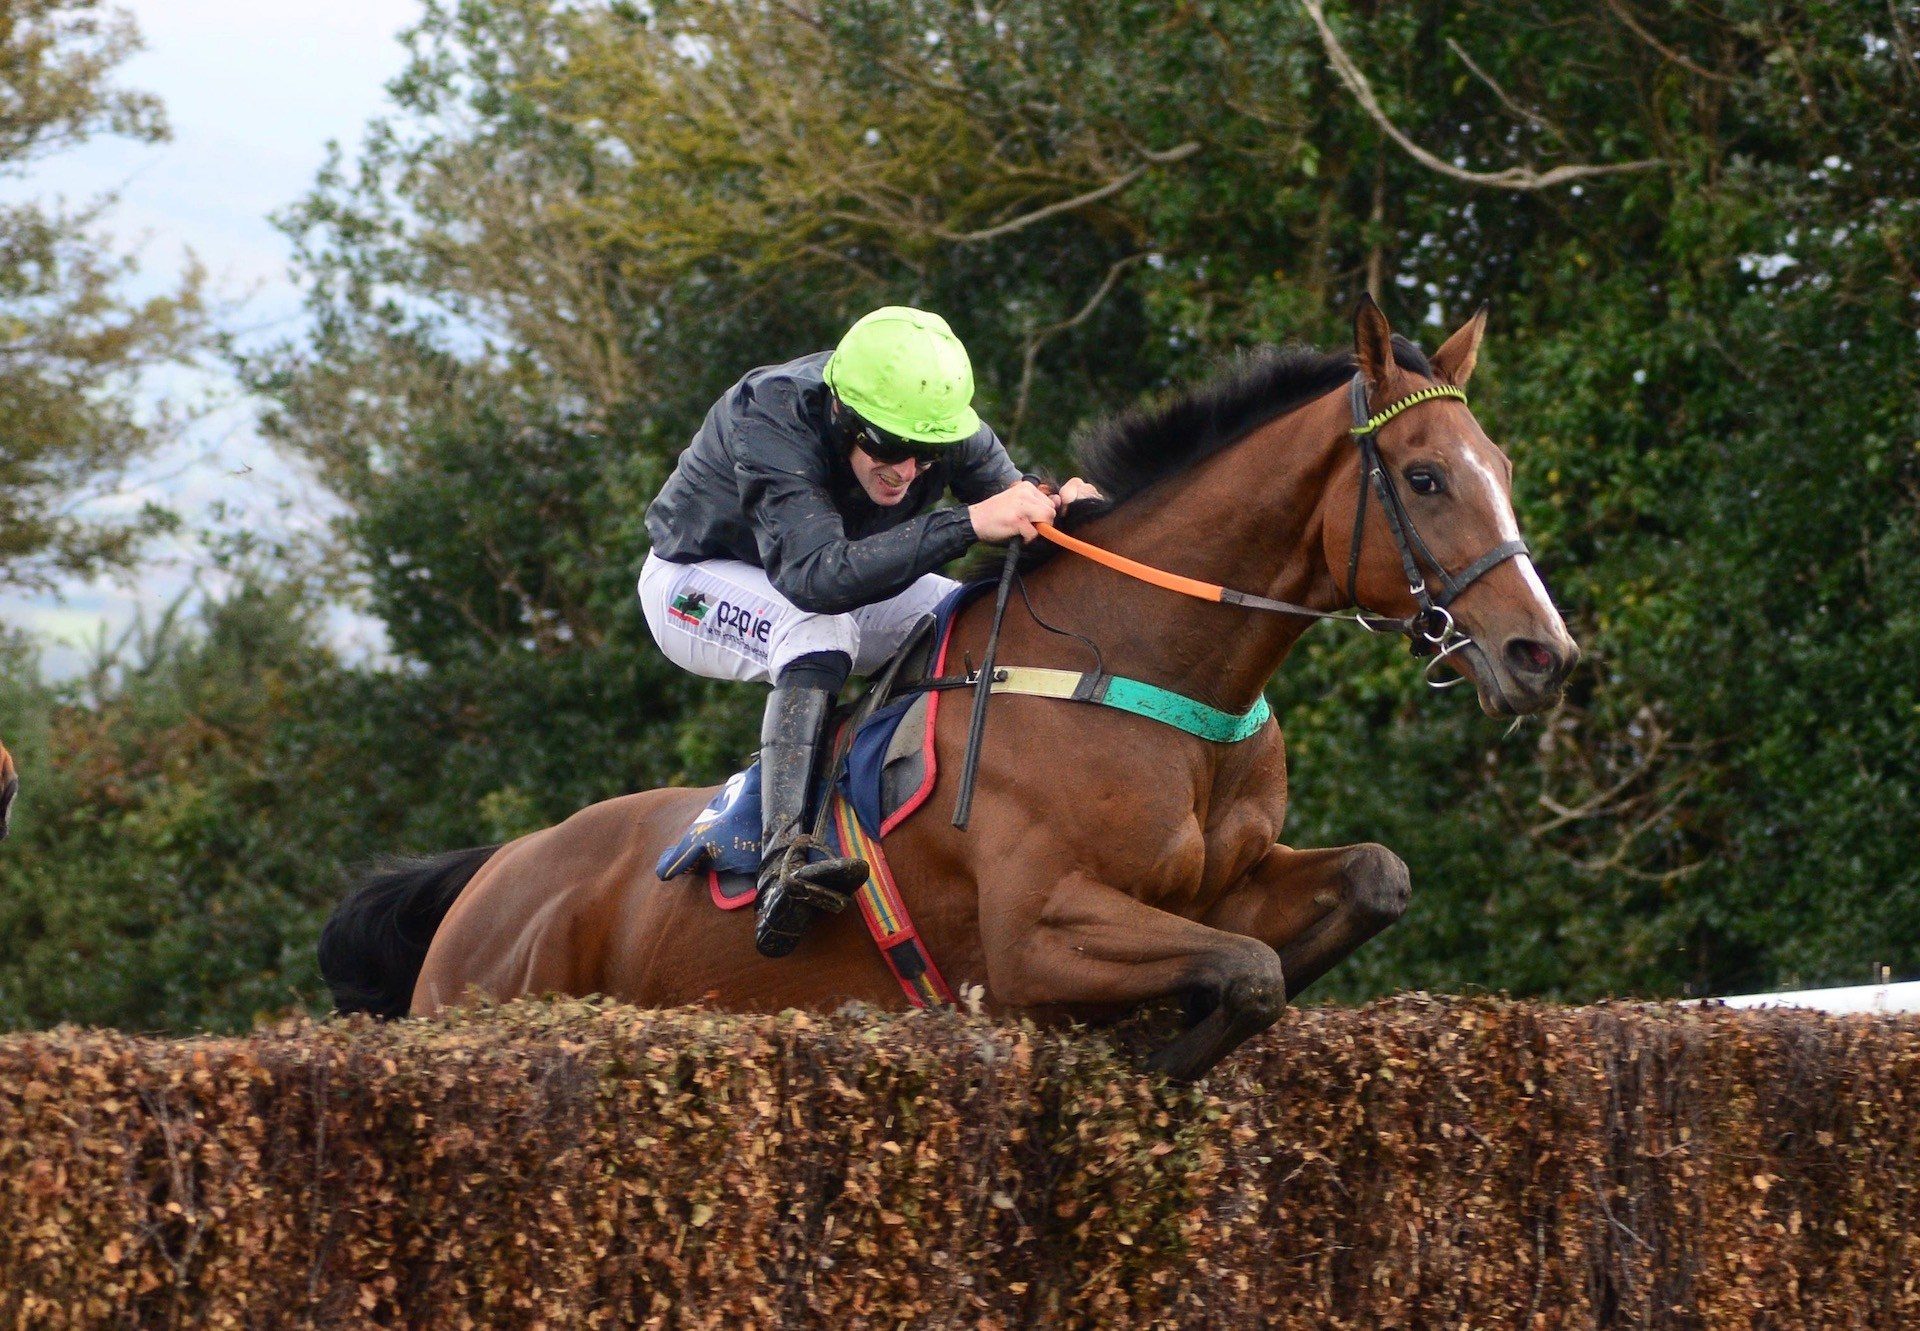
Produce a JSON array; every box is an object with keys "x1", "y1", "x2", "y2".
[{"x1": 823, "y1": 306, "x2": 982, "y2": 445}]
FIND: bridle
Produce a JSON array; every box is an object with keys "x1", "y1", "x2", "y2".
[
  {"x1": 1033, "y1": 373, "x2": 1529, "y2": 689},
  {"x1": 1342, "y1": 374, "x2": 1529, "y2": 684}
]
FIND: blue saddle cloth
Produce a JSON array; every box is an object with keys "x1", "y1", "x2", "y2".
[
  {"x1": 656, "y1": 766, "x2": 764, "y2": 880},
  {"x1": 839, "y1": 693, "x2": 928, "y2": 835},
  {"x1": 653, "y1": 696, "x2": 935, "y2": 882},
  {"x1": 655, "y1": 583, "x2": 980, "y2": 884}
]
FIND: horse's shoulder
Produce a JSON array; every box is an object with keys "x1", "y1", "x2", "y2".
[{"x1": 1215, "y1": 724, "x2": 1288, "y2": 804}]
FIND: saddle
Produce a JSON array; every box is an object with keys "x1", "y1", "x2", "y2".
[{"x1": 654, "y1": 584, "x2": 978, "y2": 909}]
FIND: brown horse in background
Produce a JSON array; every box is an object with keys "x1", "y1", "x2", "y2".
[
  {"x1": 321, "y1": 299, "x2": 1577, "y2": 1080},
  {"x1": 0, "y1": 736, "x2": 16, "y2": 840}
]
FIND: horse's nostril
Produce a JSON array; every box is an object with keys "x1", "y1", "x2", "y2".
[{"x1": 1505, "y1": 638, "x2": 1558, "y2": 678}]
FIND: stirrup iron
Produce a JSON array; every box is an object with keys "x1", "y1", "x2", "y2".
[{"x1": 754, "y1": 838, "x2": 866, "y2": 957}]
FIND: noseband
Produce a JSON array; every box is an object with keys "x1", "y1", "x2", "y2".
[{"x1": 1344, "y1": 375, "x2": 1529, "y2": 684}]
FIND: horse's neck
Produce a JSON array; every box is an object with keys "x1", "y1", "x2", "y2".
[{"x1": 1024, "y1": 393, "x2": 1350, "y2": 714}]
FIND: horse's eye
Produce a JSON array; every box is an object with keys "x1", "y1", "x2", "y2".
[{"x1": 1406, "y1": 467, "x2": 1444, "y2": 496}]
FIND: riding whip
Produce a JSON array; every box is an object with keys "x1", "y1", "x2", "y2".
[{"x1": 951, "y1": 504, "x2": 1029, "y2": 829}]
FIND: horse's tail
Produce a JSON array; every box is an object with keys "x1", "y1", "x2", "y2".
[{"x1": 318, "y1": 845, "x2": 500, "y2": 1018}]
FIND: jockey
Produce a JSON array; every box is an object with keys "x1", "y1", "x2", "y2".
[{"x1": 641, "y1": 306, "x2": 1098, "y2": 957}]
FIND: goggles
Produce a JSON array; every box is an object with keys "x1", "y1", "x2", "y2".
[
  {"x1": 857, "y1": 429, "x2": 945, "y2": 468},
  {"x1": 833, "y1": 395, "x2": 946, "y2": 467}
]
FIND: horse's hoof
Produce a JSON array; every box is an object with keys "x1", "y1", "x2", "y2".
[{"x1": 1223, "y1": 974, "x2": 1286, "y2": 1027}]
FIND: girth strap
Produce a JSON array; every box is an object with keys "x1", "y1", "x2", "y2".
[
  {"x1": 971, "y1": 666, "x2": 1272, "y2": 744},
  {"x1": 829, "y1": 797, "x2": 955, "y2": 1009}
]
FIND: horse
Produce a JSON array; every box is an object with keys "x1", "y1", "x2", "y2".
[
  {"x1": 0, "y1": 736, "x2": 14, "y2": 840},
  {"x1": 320, "y1": 298, "x2": 1577, "y2": 1081}
]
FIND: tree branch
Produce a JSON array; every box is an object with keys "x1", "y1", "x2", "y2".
[
  {"x1": 1009, "y1": 253, "x2": 1143, "y2": 446},
  {"x1": 1604, "y1": 0, "x2": 1735, "y2": 84},
  {"x1": 934, "y1": 143, "x2": 1199, "y2": 244},
  {"x1": 1529, "y1": 723, "x2": 1666, "y2": 838},
  {"x1": 1298, "y1": 0, "x2": 1666, "y2": 191},
  {"x1": 1443, "y1": 37, "x2": 1572, "y2": 147}
]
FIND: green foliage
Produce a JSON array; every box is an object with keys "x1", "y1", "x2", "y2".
[
  {"x1": 0, "y1": 585, "x2": 348, "y2": 1030},
  {"x1": 1274, "y1": 0, "x2": 1920, "y2": 999}
]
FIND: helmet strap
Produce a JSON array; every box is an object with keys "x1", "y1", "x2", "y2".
[{"x1": 825, "y1": 391, "x2": 858, "y2": 452}]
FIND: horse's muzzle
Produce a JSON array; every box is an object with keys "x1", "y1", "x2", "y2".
[
  {"x1": 1503, "y1": 633, "x2": 1577, "y2": 697},
  {"x1": 1465, "y1": 633, "x2": 1578, "y2": 716}
]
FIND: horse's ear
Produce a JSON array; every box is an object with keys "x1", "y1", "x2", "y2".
[
  {"x1": 1431, "y1": 304, "x2": 1488, "y2": 387},
  {"x1": 1353, "y1": 293, "x2": 1396, "y2": 395}
]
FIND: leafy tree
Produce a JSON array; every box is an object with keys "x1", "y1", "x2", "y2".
[
  {"x1": 0, "y1": 577, "x2": 351, "y2": 1030},
  {"x1": 0, "y1": 0, "x2": 206, "y2": 592}
]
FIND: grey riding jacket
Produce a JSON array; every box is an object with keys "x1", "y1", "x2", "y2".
[{"x1": 645, "y1": 351, "x2": 1020, "y2": 614}]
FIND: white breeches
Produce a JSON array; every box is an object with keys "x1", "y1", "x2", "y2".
[{"x1": 638, "y1": 551, "x2": 958, "y2": 684}]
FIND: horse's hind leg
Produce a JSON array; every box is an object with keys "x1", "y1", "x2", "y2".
[
  {"x1": 1202, "y1": 842, "x2": 1410, "y2": 1000},
  {"x1": 984, "y1": 872, "x2": 1286, "y2": 1083}
]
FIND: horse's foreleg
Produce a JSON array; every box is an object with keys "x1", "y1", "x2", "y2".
[
  {"x1": 1203, "y1": 842, "x2": 1410, "y2": 1000},
  {"x1": 986, "y1": 873, "x2": 1286, "y2": 1082}
]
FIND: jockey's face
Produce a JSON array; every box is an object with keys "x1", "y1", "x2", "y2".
[{"x1": 850, "y1": 445, "x2": 920, "y2": 506}]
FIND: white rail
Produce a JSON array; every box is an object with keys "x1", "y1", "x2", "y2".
[{"x1": 1698, "y1": 979, "x2": 1920, "y2": 1015}]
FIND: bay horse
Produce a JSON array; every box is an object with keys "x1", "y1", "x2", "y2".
[{"x1": 321, "y1": 299, "x2": 1577, "y2": 1080}]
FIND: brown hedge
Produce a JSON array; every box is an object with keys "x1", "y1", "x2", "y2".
[{"x1": 1, "y1": 996, "x2": 1916, "y2": 1329}]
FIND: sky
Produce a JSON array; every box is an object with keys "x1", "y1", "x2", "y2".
[{"x1": 0, "y1": 0, "x2": 424, "y2": 676}]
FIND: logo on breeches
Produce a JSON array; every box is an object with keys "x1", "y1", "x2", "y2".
[
  {"x1": 712, "y1": 600, "x2": 773, "y2": 644},
  {"x1": 668, "y1": 591, "x2": 711, "y2": 626}
]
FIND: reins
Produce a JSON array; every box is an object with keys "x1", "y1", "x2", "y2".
[{"x1": 1033, "y1": 522, "x2": 1366, "y2": 621}]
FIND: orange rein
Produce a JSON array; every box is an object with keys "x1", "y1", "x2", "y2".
[{"x1": 1034, "y1": 522, "x2": 1226, "y2": 604}]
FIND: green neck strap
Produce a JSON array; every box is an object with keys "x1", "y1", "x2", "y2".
[
  {"x1": 1101, "y1": 676, "x2": 1271, "y2": 742},
  {"x1": 984, "y1": 667, "x2": 1271, "y2": 744}
]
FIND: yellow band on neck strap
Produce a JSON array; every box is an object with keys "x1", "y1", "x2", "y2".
[{"x1": 1352, "y1": 383, "x2": 1468, "y2": 435}]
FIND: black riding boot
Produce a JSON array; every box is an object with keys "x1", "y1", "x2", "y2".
[{"x1": 754, "y1": 683, "x2": 868, "y2": 958}]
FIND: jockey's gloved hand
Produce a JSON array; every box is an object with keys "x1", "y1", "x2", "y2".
[
  {"x1": 1055, "y1": 477, "x2": 1102, "y2": 509},
  {"x1": 969, "y1": 480, "x2": 1057, "y2": 542}
]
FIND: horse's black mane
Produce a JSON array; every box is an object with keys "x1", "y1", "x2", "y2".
[
  {"x1": 1073, "y1": 335, "x2": 1433, "y2": 507},
  {"x1": 964, "y1": 335, "x2": 1433, "y2": 581}
]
